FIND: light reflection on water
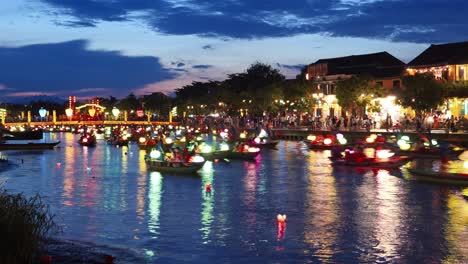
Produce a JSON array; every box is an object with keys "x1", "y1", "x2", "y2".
[{"x1": 0, "y1": 133, "x2": 467, "y2": 263}]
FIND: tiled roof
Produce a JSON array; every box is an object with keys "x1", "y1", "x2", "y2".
[{"x1": 408, "y1": 41, "x2": 468, "y2": 67}]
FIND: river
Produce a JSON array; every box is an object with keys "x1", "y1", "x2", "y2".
[{"x1": 1, "y1": 133, "x2": 467, "y2": 263}]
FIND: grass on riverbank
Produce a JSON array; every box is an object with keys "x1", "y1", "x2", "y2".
[{"x1": 0, "y1": 190, "x2": 58, "y2": 263}]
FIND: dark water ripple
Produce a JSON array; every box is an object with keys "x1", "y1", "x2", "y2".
[{"x1": 0, "y1": 133, "x2": 467, "y2": 263}]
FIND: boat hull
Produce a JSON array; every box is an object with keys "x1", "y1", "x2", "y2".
[
  {"x1": 407, "y1": 168, "x2": 468, "y2": 185},
  {"x1": 226, "y1": 151, "x2": 260, "y2": 160},
  {"x1": 251, "y1": 140, "x2": 279, "y2": 149},
  {"x1": 199, "y1": 151, "x2": 230, "y2": 160},
  {"x1": 330, "y1": 156, "x2": 411, "y2": 169},
  {"x1": 0, "y1": 141, "x2": 60, "y2": 150},
  {"x1": 146, "y1": 160, "x2": 205, "y2": 174}
]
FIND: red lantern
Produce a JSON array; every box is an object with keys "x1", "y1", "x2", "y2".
[{"x1": 137, "y1": 110, "x2": 144, "y2": 117}]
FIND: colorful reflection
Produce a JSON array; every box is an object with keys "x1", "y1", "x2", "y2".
[
  {"x1": 374, "y1": 169, "x2": 406, "y2": 260},
  {"x1": 304, "y1": 151, "x2": 339, "y2": 259},
  {"x1": 200, "y1": 161, "x2": 214, "y2": 243},
  {"x1": 136, "y1": 150, "x2": 147, "y2": 219},
  {"x1": 443, "y1": 194, "x2": 468, "y2": 263},
  {"x1": 148, "y1": 172, "x2": 163, "y2": 237}
]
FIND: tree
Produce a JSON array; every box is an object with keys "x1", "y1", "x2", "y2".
[
  {"x1": 117, "y1": 93, "x2": 140, "y2": 111},
  {"x1": 399, "y1": 73, "x2": 446, "y2": 115},
  {"x1": 142, "y1": 92, "x2": 172, "y2": 116},
  {"x1": 335, "y1": 76, "x2": 384, "y2": 116}
]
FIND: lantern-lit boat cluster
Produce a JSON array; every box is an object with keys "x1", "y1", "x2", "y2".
[{"x1": 1, "y1": 123, "x2": 467, "y2": 184}]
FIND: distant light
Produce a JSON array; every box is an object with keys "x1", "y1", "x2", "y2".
[
  {"x1": 431, "y1": 139, "x2": 438, "y2": 145},
  {"x1": 324, "y1": 138, "x2": 332, "y2": 145},
  {"x1": 38, "y1": 108, "x2": 47, "y2": 118},
  {"x1": 201, "y1": 145, "x2": 212, "y2": 153},
  {"x1": 401, "y1": 135, "x2": 410, "y2": 141},
  {"x1": 248, "y1": 147, "x2": 260, "y2": 153},
  {"x1": 220, "y1": 143, "x2": 229, "y2": 151},
  {"x1": 191, "y1": 155, "x2": 205, "y2": 163},
  {"x1": 254, "y1": 137, "x2": 261, "y2": 144},
  {"x1": 150, "y1": 150, "x2": 161, "y2": 159},
  {"x1": 112, "y1": 108, "x2": 120, "y2": 117},
  {"x1": 307, "y1": 135, "x2": 316, "y2": 141},
  {"x1": 165, "y1": 138, "x2": 173, "y2": 144},
  {"x1": 240, "y1": 132, "x2": 246, "y2": 139}
]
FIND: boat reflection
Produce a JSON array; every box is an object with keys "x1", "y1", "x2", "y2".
[
  {"x1": 305, "y1": 151, "x2": 339, "y2": 260},
  {"x1": 199, "y1": 161, "x2": 214, "y2": 243},
  {"x1": 148, "y1": 172, "x2": 163, "y2": 238}
]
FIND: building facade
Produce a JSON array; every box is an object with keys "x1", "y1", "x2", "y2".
[
  {"x1": 407, "y1": 41, "x2": 468, "y2": 118},
  {"x1": 306, "y1": 52, "x2": 406, "y2": 125}
]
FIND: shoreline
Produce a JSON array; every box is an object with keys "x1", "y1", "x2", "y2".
[{"x1": 44, "y1": 238, "x2": 145, "y2": 264}]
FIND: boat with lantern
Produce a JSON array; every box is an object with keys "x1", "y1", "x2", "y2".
[
  {"x1": 249, "y1": 137, "x2": 279, "y2": 149},
  {"x1": 226, "y1": 144, "x2": 261, "y2": 160},
  {"x1": 389, "y1": 135, "x2": 465, "y2": 159},
  {"x1": 407, "y1": 168, "x2": 468, "y2": 185},
  {"x1": 138, "y1": 137, "x2": 157, "y2": 150},
  {"x1": 196, "y1": 141, "x2": 231, "y2": 160},
  {"x1": 145, "y1": 149, "x2": 206, "y2": 174},
  {"x1": 304, "y1": 133, "x2": 349, "y2": 150},
  {"x1": 79, "y1": 134, "x2": 96, "y2": 147}
]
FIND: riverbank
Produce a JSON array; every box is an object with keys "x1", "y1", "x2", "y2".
[{"x1": 44, "y1": 239, "x2": 144, "y2": 264}]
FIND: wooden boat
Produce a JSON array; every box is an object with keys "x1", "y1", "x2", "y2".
[
  {"x1": 79, "y1": 134, "x2": 96, "y2": 147},
  {"x1": 1, "y1": 129, "x2": 43, "y2": 140},
  {"x1": 305, "y1": 141, "x2": 344, "y2": 150},
  {"x1": 107, "y1": 138, "x2": 129, "y2": 146},
  {"x1": 226, "y1": 150, "x2": 260, "y2": 160},
  {"x1": 395, "y1": 148, "x2": 464, "y2": 159},
  {"x1": 407, "y1": 168, "x2": 468, "y2": 185},
  {"x1": 199, "y1": 150, "x2": 230, "y2": 160},
  {"x1": 250, "y1": 139, "x2": 279, "y2": 149},
  {"x1": 145, "y1": 159, "x2": 205, "y2": 174},
  {"x1": 0, "y1": 141, "x2": 60, "y2": 150},
  {"x1": 330, "y1": 156, "x2": 412, "y2": 169}
]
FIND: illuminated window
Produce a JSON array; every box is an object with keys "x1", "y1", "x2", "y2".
[{"x1": 459, "y1": 66, "x2": 465, "y2": 81}]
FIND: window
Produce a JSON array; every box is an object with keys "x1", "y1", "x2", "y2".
[
  {"x1": 376, "y1": 81, "x2": 383, "y2": 87},
  {"x1": 442, "y1": 69, "x2": 449, "y2": 80},
  {"x1": 393, "y1": 80, "x2": 400, "y2": 89},
  {"x1": 459, "y1": 66, "x2": 465, "y2": 81}
]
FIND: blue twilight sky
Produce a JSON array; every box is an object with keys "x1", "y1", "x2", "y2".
[{"x1": 0, "y1": 0, "x2": 467, "y2": 100}]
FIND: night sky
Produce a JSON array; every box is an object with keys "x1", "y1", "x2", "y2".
[{"x1": 0, "y1": 0, "x2": 466, "y2": 100}]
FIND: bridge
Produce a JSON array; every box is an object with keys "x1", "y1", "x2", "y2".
[{"x1": 3, "y1": 120, "x2": 177, "y2": 127}]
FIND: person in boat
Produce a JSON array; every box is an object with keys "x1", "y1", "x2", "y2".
[
  {"x1": 346, "y1": 142, "x2": 366, "y2": 162},
  {"x1": 331, "y1": 144, "x2": 343, "y2": 159},
  {"x1": 439, "y1": 140, "x2": 450, "y2": 164}
]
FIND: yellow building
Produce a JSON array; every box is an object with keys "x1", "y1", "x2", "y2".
[{"x1": 407, "y1": 41, "x2": 468, "y2": 118}]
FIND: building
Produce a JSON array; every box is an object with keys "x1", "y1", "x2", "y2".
[
  {"x1": 306, "y1": 52, "x2": 406, "y2": 123},
  {"x1": 407, "y1": 41, "x2": 468, "y2": 118}
]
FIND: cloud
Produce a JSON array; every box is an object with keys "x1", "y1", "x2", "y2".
[
  {"x1": 0, "y1": 40, "x2": 176, "y2": 98},
  {"x1": 192, "y1": 65, "x2": 213, "y2": 69},
  {"x1": 276, "y1": 63, "x2": 306, "y2": 71},
  {"x1": 6, "y1": 91, "x2": 58, "y2": 97},
  {"x1": 35, "y1": 0, "x2": 468, "y2": 43},
  {"x1": 202, "y1": 45, "x2": 213, "y2": 50}
]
